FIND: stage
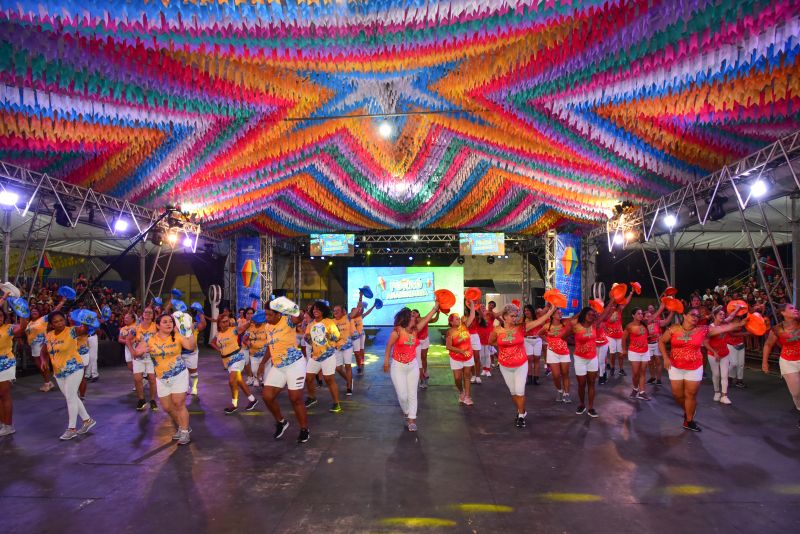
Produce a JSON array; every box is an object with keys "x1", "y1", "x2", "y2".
[{"x1": 1, "y1": 330, "x2": 798, "y2": 533}]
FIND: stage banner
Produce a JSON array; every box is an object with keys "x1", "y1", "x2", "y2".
[
  {"x1": 236, "y1": 237, "x2": 260, "y2": 311},
  {"x1": 555, "y1": 233, "x2": 581, "y2": 316}
]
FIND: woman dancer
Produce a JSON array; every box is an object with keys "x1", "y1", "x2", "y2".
[
  {"x1": 622, "y1": 308, "x2": 653, "y2": 401},
  {"x1": 0, "y1": 300, "x2": 28, "y2": 437},
  {"x1": 605, "y1": 296, "x2": 632, "y2": 377},
  {"x1": 383, "y1": 305, "x2": 439, "y2": 432},
  {"x1": 488, "y1": 303, "x2": 555, "y2": 427},
  {"x1": 120, "y1": 312, "x2": 157, "y2": 411},
  {"x1": 305, "y1": 301, "x2": 342, "y2": 412},
  {"x1": 707, "y1": 305, "x2": 741, "y2": 405},
  {"x1": 646, "y1": 303, "x2": 673, "y2": 385},
  {"x1": 350, "y1": 298, "x2": 376, "y2": 374},
  {"x1": 522, "y1": 305, "x2": 544, "y2": 386},
  {"x1": 243, "y1": 311, "x2": 269, "y2": 388},
  {"x1": 540, "y1": 309, "x2": 573, "y2": 403},
  {"x1": 26, "y1": 301, "x2": 63, "y2": 392},
  {"x1": 128, "y1": 314, "x2": 196, "y2": 444},
  {"x1": 761, "y1": 304, "x2": 800, "y2": 428},
  {"x1": 211, "y1": 315, "x2": 258, "y2": 414},
  {"x1": 44, "y1": 312, "x2": 96, "y2": 440},
  {"x1": 659, "y1": 308, "x2": 743, "y2": 431},
  {"x1": 412, "y1": 308, "x2": 439, "y2": 388},
  {"x1": 333, "y1": 304, "x2": 355, "y2": 395},
  {"x1": 466, "y1": 302, "x2": 484, "y2": 385},
  {"x1": 445, "y1": 305, "x2": 476, "y2": 405},
  {"x1": 571, "y1": 305, "x2": 613, "y2": 416}
]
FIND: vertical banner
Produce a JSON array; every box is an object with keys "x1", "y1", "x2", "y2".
[
  {"x1": 236, "y1": 237, "x2": 260, "y2": 312},
  {"x1": 555, "y1": 234, "x2": 582, "y2": 316}
]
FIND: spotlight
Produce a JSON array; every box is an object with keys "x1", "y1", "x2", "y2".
[
  {"x1": 55, "y1": 204, "x2": 74, "y2": 227},
  {"x1": 487, "y1": 256, "x2": 495, "y2": 264},
  {"x1": 182, "y1": 236, "x2": 193, "y2": 248},
  {"x1": 0, "y1": 190, "x2": 19, "y2": 206},
  {"x1": 426, "y1": 260, "x2": 431, "y2": 266},
  {"x1": 412, "y1": 234, "x2": 418, "y2": 241},
  {"x1": 114, "y1": 219, "x2": 129, "y2": 232},
  {"x1": 457, "y1": 256, "x2": 465, "y2": 265},
  {"x1": 408, "y1": 256, "x2": 413, "y2": 261},
  {"x1": 150, "y1": 229, "x2": 164, "y2": 246},
  {"x1": 366, "y1": 250, "x2": 372, "y2": 256},
  {"x1": 166, "y1": 232, "x2": 178, "y2": 245},
  {"x1": 328, "y1": 261, "x2": 333, "y2": 266},
  {"x1": 310, "y1": 256, "x2": 315, "y2": 260},
  {"x1": 321, "y1": 256, "x2": 326, "y2": 260},
  {"x1": 624, "y1": 230, "x2": 637, "y2": 241},
  {"x1": 751, "y1": 179, "x2": 768, "y2": 198},
  {"x1": 613, "y1": 234, "x2": 625, "y2": 245},
  {"x1": 378, "y1": 120, "x2": 394, "y2": 139},
  {"x1": 708, "y1": 195, "x2": 727, "y2": 221},
  {"x1": 663, "y1": 214, "x2": 677, "y2": 229},
  {"x1": 504, "y1": 255, "x2": 509, "y2": 259}
]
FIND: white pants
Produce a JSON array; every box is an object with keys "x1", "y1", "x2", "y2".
[
  {"x1": 479, "y1": 345, "x2": 492, "y2": 368},
  {"x1": 390, "y1": 359, "x2": 419, "y2": 419},
  {"x1": 524, "y1": 337, "x2": 542, "y2": 357},
  {"x1": 132, "y1": 357, "x2": 154, "y2": 375},
  {"x1": 727, "y1": 344, "x2": 745, "y2": 380},
  {"x1": 500, "y1": 362, "x2": 528, "y2": 396},
  {"x1": 628, "y1": 349, "x2": 651, "y2": 362},
  {"x1": 336, "y1": 347, "x2": 354, "y2": 366},
  {"x1": 83, "y1": 335, "x2": 99, "y2": 379},
  {"x1": 648, "y1": 342, "x2": 661, "y2": 357},
  {"x1": 668, "y1": 366, "x2": 703, "y2": 382},
  {"x1": 265, "y1": 357, "x2": 307, "y2": 390},
  {"x1": 708, "y1": 356, "x2": 730, "y2": 394},
  {"x1": 470, "y1": 333, "x2": 481, "y2": 351},
  {"x1": 56, "y1": 371, "x2": 90, "y2": 429},
  {"x1": 352, "y1": 333, "x2": 365, "y2": 352},
  {"x1": 606, "y1": 337, "x2": 623, "y2": 354},
  {"x1": 597, "y1": 344, "x2": 609, "y2": 372}
]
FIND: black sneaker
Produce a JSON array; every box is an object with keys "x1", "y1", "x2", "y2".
[
  {"x1": 304, "y1": 397, "x2": 318, "y2": 408},
  {"x1": 735, "y1": 380, "x2": 746, "y2": 389},
  {"x1": 136, "y1": 399, "x2": 146, "y2": 411},
  {"x1": 636, "y1": 391, "x2": 651, "y2": 401},
  {"x1": 575, "y1": 405, "x2": 586, "y2": 415},
  {"x1": 274, "y1": 419, "x2": 289, "y2": 439},
  {"x1": 526, "y1": 375, "x2": 533, "y2": 386},
  {"x1": 518, "y1": 416, "x2": 527, "y2": 428},
  {"x1": 683, "y1": 420, "x2": 702, "y2": 432},
  {"x1": 599, "y1": 374, "x2": 607, "y2": 385},
  {"x1": 346, "y1": 388, "x2": 353, "y2": 396},
  {"x1": 629, "y1": 389, "x2": 638, "y2": 399},
  {"x1": 245, "y1": 398, "x2": 259, "y2": 411},
  {"x1": 587, "y1": 408, "x2": 599, "y2": 418},
  {"x1": 533, "y1": 376, "x2": 540, "y2": 386},
  {"x1": 329, "y1": 403, "x2": 342, "y2": 413},
  {"x1": 619, "y1": 369, "x2": 627, "y2": 377},
  {"x1": 149, "y1": 400, "x2": 158, "y2": 411},
  {"x1": 646, "y1": 377, "x2": 656, "y2": 384},
  {"x1": 297, "y1": 428, "x2": 310, "y2": 443},
  {"x1": 224, "y1": 406, "x2": 238, "y2": 415},
  {"x1": 610, "y1": 368, "x2": 616, "y2": 376}
]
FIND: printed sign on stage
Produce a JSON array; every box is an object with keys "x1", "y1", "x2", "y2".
[
  {"x1": 236, "y1": 237, "x2": 260, "y2": 312},
  {"x1": 374, "y1": 271, "x2": 436, "y2": 306},
  {"x1": 555, "y1": 233, "x2": 581, "y2": 316},
  {"x1": 459, "y1": 232, "x2": 505, "y2": 256},
  {"x1": 310, "y1": 234, "x2": 355, "y2": 256}
]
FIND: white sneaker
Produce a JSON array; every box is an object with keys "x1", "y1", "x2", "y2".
[
  {"x1": 470, "y1": 376, "x2": 476, "y2": 384},
  {"x1": 713, "y1": 392, "x2": 721, "y2": 402},
  {"x1": 720, "y1": 395, "x2": 732, "y2": 405},
  {"x1": 177, "y1": 429, "x2": 191, "y2": 445},
  {"x1": 59, "y1": 429, "x2": 78, "y2": 441},
  {"x1": 0, "y1": 424, "x2": 15, "y2": 437},
  {"x1": 474, "y1": 376, "x2": 482, "y2": 385},
  {"x1": 77, "y1": 419, "x2": 97, "y2": 435}
]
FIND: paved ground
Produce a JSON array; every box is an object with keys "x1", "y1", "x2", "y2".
[{"x1": 2, "y1": 329, "x2": 799, "y2": 533}]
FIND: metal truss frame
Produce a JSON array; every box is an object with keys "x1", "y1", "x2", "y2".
[
  {"x1": 544, "y1": 230, "x2": 557, "y2": 290},
  {"x1": 145, "y1": 244, "x2": 176, "y2": 303},
  {"x1": 260, "y1": 235, "x2": 275, "y2": 304},
  {"x1": 292, "y1": 250, "x2": 302, "y2": 301}
]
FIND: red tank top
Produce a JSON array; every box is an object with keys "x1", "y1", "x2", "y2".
[
  {"x1": 777, "y1": 325, "x2": 800, "y2": 361},
  {"x1": 628, "y1": 323, "x2": 649, "y2": 353},
  {"x1": 545, "y1": 322, "x2": 569, "y2": 355},
  {"x1": 573, "y1": 324, "x2": 597, "y2": 359},
  {"x1": 595, "y1": 322, "x2": 608, "y2": 346},
  {"x1": 448, "y1": 326, "x2": 472, "y2": 362},
  {"x1": 725, "y1": 331, "x2": 744, "y2": 346},
  {"x1": 707, "y1": 332, "x2": 730, "y2": 358},
  {"x1": 669, "y1": 326, "x2": 708, "y2": 370},
  {"x1": 526, "y1": 324, "x2": 542, "y2": 337},
  {"x1": 478, "y1": 323, "x2": 493, "y2": 345},
  {"x1": 467, "y1": 319, "x2": 479, "y2": 335},
  {"x1": 605, "y1": 316, "x2": 623, "y2": 339},
  {"x1": 496, "y1": 326, "x2": 527, "y2": 368},
  {"x1": 418, "y1": 323, "x2": 429, "y2": 340},
  {"x1": 647, "y1": 320, "x2": 661, "y2": 343},
  {"x1": 392, "y1": 328, "x2": 419, "y2": 364}
]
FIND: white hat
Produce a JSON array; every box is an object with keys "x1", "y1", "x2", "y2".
[
  {"x1": 0, "y1": 281, "x2": 21, "y2": 298},
  {"x1": 269, "y1": 296, "x2": 300, "y2": 317}
]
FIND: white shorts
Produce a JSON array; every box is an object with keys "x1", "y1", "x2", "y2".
[
  {"x1": 606, "y1": 337, "x2": 623, "y2": 353},
  {"x1": 668, "y1": 366, "x2": 703, "y2": 382},
  {"x1": 0, "y1": 365, "x2": 16, "y2": 382},
  {"x1": 449, "y1": 358, "x2": 472, "y2": 371},
  {"x1": 225, "y1": 357, "x2": 246, "y2": 373},
  {"x1": 779, "y1": 357, "x2": 800, "y2": 375},
  {"x1": 499, "y1": 362, "x2": 528, "y2": 396},
  {"x1": 524, "y1": 337, "x2": 542, "y2": 357},
  {"x1": 241, "y1": 348, "x2": 250, "y2": 364},
  {"x1": 648, "y1": 343, "x2": 661, "y2": 357},
  {"x1": 132, "y1": 357, "x2": 154, "y2": 375},
  {"x1": 336, "y1": 347, "x2": 354, "y2": 366},
  {"x1": 265, "y1": 357, "x2": 307, "y2": 391},
  {"x1": 306, "y1": 355, "x2": 337, "y2": 376},
  {"x1": 156, "y1": 369, "x2": 189, "y2": 397},
  {"x1": 470, "y1": 333, "x2": 481, "y2": 351},
  {"x1": 181, "y1": 349, "x2": 199, "y2": 370},
  {"x1": 124, "y1": 346, "x2": 132, "y2": 363},
  {"x1": 418, "y1": 338, "x2": 430, "y2": 350},
  {"x1": 352, "y1": 332, "x2": 365, "y2": 352},
  {"x1": 546, "y1": 349, "x2": 571, "y2": 364},
  {"x1": 573, "y1": 355, "x2": 599, "y2": 377},
  {"x1": 628, "y1": 349, "x2": 651, "y2": 362}
]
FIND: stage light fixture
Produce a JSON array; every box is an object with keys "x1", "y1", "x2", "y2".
[
  {"x1": 310, "y1": 256, "x2": 315, "y2": 260},
  {"x1": 366, "y1": 250, "x2": 372, "y2": 256},
  {"x1": 378, "y1": 120, "x2": 394, "y2": 139},
  {"x1": 708, "y1": 195, "x2": 727, "y2": 221},
  {"x1": 114, "y1": 218, "x2": 129, "y2": 232},
  {"x1": 504, "y1": 255, "x2": 509, "y2": 259},
  {"x1": 321, "y1": 256, "x2": 326, "y2": 260},
  {"x1": 412, "y1": 234, "x2": 418, "y2": 241},
  {"x1": 408, "y1": 256, "x2": 413, "y2": 261},
  {"x1": 663, "y1": 214, "x2": 677, "y2": 229},
  {"x1": 167, "y1": 232, "x2": 178, "y2": 245},
  {"x1": 0, "y1": 190, "x2": 19, "y2": 206},
  {"x1": 328, "y1": 261, "x2": 333, "y2": 266},
  {"x1": 624, "y1": 230, "x2": 637, "y2": 241},
  {"x1": 487, "y1": 256, "x2": 495, "y2": 264},
  {"x1": 150, "y1": 229, "x2": 164, "y2": 246},
  {"x1": 426, "y1": 260, "x2": 431, "y2": 266},
  {"x1": 182, "y1": 236, "x2": 193, "y2": 248},
  {"x1": 613, "y1": 234, "x2": 625, "y2": 245},
  {"x1": 751, "y1": 179, "x2": 768, "y2": 198},
  {"x1": 457, "y1": 256, "x2": 465, "y2": 265},
  {"x1": 55, "y1": 204, "x2": 74, "y2": 227}
]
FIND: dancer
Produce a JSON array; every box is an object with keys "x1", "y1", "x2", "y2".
[
  {"x1": 596, "y1": 319, "x2": 610, "y2": 384},
  {"x1": 333, "y1": 304, "x2": 355, "y2": 395},
  {"x1": 645, "y1": 303, "x2": 673, "y2": 385},
  {"x1": 707, "y1": 305, "x2": 742, "y2": 405},
  {"x1": 182, "y1": 308, "x2": 207, "y2": 395},
  {"x1": 26, "y1": 302, "x2": 63, "y2": 392},
  {"x1": 242, "y1": 310, "x2": 269, "y2": 388},
  {"x1": 120, "y1": 312, "x2": 157, "y2": 411},
  {"x1": 605, "y1": 296, "x2": 632, "y2": 377},
  {"x1": 522, "y1": 305, "x2": 543, "y2": 386},
  {"x1": 238, "y1": 307, "x2": 255, "y2": 386},
  {"x1": 257, "y1": 299, "x2": 309, "y2": 443},
  {"x1": 478, "y1": 310, "x2": 495, "y2": 377},
  {"x1": 383, "y1": 305, "x2": 440, "y2": 432},
  {"x1": 488, "y1": 303, "x2": 555, "y2": 427},
  {"x1": 0, "y1": 299, "x2": 28, "y2": 437},
  {"x1": 727, "y1": 322, "x2": 748, "y2": 389},
  {"x1": 305, "y1": 301, "x2": 342, "y2": 412},
  {"x1": 571, "y1": 305, "x2": 613, "y2": 416},
  {"x1": 761, "y1": 304, "x2": 800, "y2": 429},
  {"x1": 44, "y1": 312, "x2": 97, "y2": 440},
  {"x1": 445, "y1": 305, "x2": 476, "y2": 405},
  {"x1": 128, "y1": 314, "x2": 196, "y2": 444},
  {"x1": 622, "y1": 308, "x2": 653, "y2": 401},
  {"x1": 540, "y1": 309, "x2": 573, "y2": 403},
  {"x1": 466, "y1": 302, "x2": 484, "y2": 385},
  {"x1": 413, "y1": 308, "x2": 439, "y2": 388},
  {"x1": 210, "y1": 315, "x2": 258, "y2": 414},
  {"x1": 659, "y1": 308, "x2": 743, "y2": 431},
  {"x1": 350, "y1": 297, "x2": 375, "y2": 374}
]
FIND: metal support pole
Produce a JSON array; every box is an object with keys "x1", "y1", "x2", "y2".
[
  {"x1": 737, "y1": 200, "x2": 780, "y2": 323},
  {"x1": 2, "y1": 210, "x2": 11, "y2": 282},
  {"x1": 292, "y1": 249, "x2": 301, "y2": 301},
  {"x1": 139, "y1": 242, "x2": 147, "y2": 301},
  {"x1": 259, "y1": 235, "x2": 274, "y2": 304},
  {"x1": 668, "y1": 233, "x2": 676, "y2": 286},
  {"x1": 792, "y1": 193, "x2": 800, "y2": 305},
  {"x1": 544, "y1": 230, "x2": 557, "y2": 290}
]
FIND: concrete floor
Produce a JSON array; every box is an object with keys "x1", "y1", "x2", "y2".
[{"x1": 2, "y1": 329, "x2": 799, "y2": 533}]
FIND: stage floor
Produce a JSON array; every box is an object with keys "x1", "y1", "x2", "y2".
[{"x1": 2, "y1": 331, "x2": 799, "y2": 533}]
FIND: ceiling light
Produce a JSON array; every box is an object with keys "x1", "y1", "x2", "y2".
[
  {"x1": 663, "y1": 214, "x2": 677, "y2": 229},
  {"x1": 113, "y1": 218, "x2": 129, "y2": 232},
  {"x1": 378, "y1": 120, "x2": 394, "y2": 138},
  {"x1": 0, "y1": 190, "x2": 19, "y2": 206},
  {"x1": 751, "y1": 179, "x2": 768, "y2": 198}
]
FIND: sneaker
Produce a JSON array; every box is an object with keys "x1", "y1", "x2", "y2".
[
  {"x1": 646, "y1": 377, "x2": 656, "y2": 384},
  {"x1": 555, "y1": 390, "x2": 563, "y2": 403},
  {"x1": 735, "y1": 380, "x2": 746, "y2": 389},
  {"x1": 526, "y1": 375, "x2": 533, "y2": 386},
  {"x1": 618, "y1": 369, "x2": 627, "y2": 377},
  {"x1": 150, "y1": 400, "x2": 159, "y2": 411},
  {"x1": 533, "y1": 376, "x2": 540, "y2": 386},
  {"x1": 463, "y1": 396, "x2": 474, "y2": 406},
  {"x1": 545, "y1": 367, "x2": 552, "y2": 377},
  {"x1": 0, "y1": 424, "x2": 15, "y2": 436},
  {"x1": 59, "y1": 429, "x2": 78, "y2": 440},
  {"x1": 575, "y1": 405, "x2": 586, "y2": 415},
  {"x1": 485, "y1": 370, "x2": 492, "y2": 378},
  {"x1": 683, "y1": 420, "x2": 702, "y2": 432},
  {"x1": 629, "y1": 389, "x2": 638, "y2": 399},
  {"x1": 329, "y1": 403, "x2": 342, "y2": 413},
  {"x1": 274, "y1": 420, "x2": 289, "y2": 440},
  {"x1": 719, "y1": 395, "x2": 732, "y2": 405},
  {"x1": 562, "y1": 392, "x2": 572, "y2": 404},
  {"x1": 514, "y1": 416, "x2": 523, "y2": 428},
  {"x1": 177, "y1": 429, "x2": 191, "y2": 445},
  {"x1": 636, "y1": 391, "x2": 651, "y2": 401},
  {"x1": 245, "y1": 398, "x2": 259, "y2": 411},
  {"x1": 458, "y1": 392, "x2": 466, "y2": 405},
  {"x1": 407, "y1": 422, "x2": 418, "y2": 432},
  {"x1": 470, "y1": 376, "x2": 476, "y2": 384},
  {"x1": 419, "y1": 380, "x2": 427, "y2": 389},
  {"x1": 224, "y1": 406, "x2": 238, "y2": 415},
  {"x1": 610, "y1": 368, "x2": 616, "y2": 376},
  {"x1": 587, "y1": 408, "x2": 599, "y2": 418},
  {"x1": 713, "y1": 392, "x2": 721, "y2": 402},
  {"x1": 516, "y1": 415, "x2": 527, "y2": 428},
  {"x1": 136, "y1": 399, "x2": 147, "y2": 411},
  {"x1": 297, "y1": 428, "x2": 310, "y2": 443},
  {"x1": 599, "y1": 374, "x2": 607, "y2": 385},
  {"x1": 346, "y1": 388, "x2": 353, "y2": 396},
  {"x1": 474, "y1": 376, "x2": 482, "y2": 385},
  {"x1": 304, "y1": 397, "x2": 318, "y2": 408},
  {"x1": 656, "y1": 379, "x2": 663, "y2": 385},
  {"x1": 77, "y1": 419, "x2": 96, "y2": 435}
]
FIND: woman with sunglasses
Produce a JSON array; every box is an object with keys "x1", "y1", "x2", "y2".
[{"x1": 658, "y1": 308, "x2": 744, "y2": 432}]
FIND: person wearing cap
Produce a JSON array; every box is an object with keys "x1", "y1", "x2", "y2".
[
  {"x1": 350, "y1": 292, "x2": 376, "y2": 374},
  {"x1": 0, "y1": 295, "x2": 29, "y2": 437},
  {"x1": 304, "y1": 301, "x2": 343, "y2": 412},
  {"x1": 257, "y1": 297, "x2": 310, "y2": 443},
  {"x1": 211, "y1": 315, "x2": 258, "y2": 414},
  {"x1": 333, "y1": 304, "x2": 357, "y2": 396},
  {"x1": 243, "y1": 310, "x2": 269, "y2": 387}
]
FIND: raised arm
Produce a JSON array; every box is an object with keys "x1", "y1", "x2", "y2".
[
  {"x1": 707, "y1": 318, "x2": 746, "y2": 337},
  {"x1": 361, "y1": 303, "x2": 376, "y2": 319},
  {"x1": 658, "y1": 310, "x2": 675, "y2": 328},
  {"x1": 525, "y1": 304, "x2": 555, "y2": 330},
  {"x1": 464, "y1": 304, "x2": 477, "y2": 328},
  {"x1": 416, "y1": 304, "x2": 441, "y2": 331}
]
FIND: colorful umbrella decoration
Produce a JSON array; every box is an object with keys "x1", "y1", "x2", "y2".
[
  {"x1": 240, "y1": 259, "x2": 258, "y2": 288},
  {"x1": 560, "y1": 246, "x2": 578, "y2": 277},
  {"x1": 38, "y1": 253, "x2": 52, "y2": 283}
]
